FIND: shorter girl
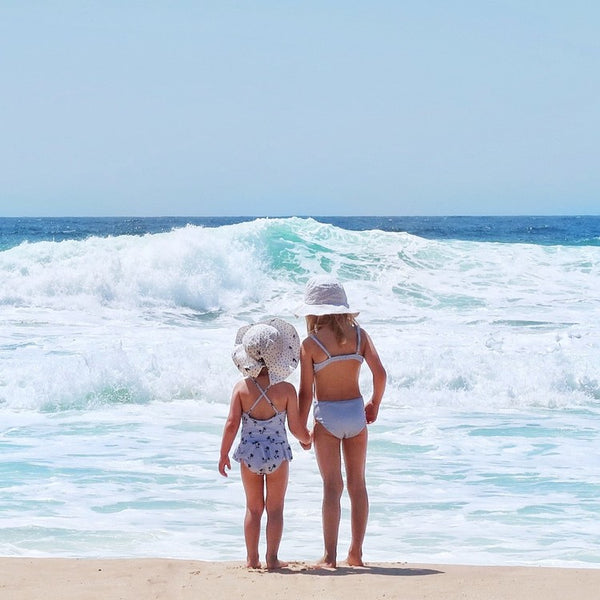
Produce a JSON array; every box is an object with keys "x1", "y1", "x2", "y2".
[{"x1": 219, "y1": 318, "x2": 311, "y2": 570}]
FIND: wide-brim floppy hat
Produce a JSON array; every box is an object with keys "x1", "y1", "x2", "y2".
[
  {"x1": 232, "y1": 317, "x2": 300, "y2": 384},
  {"x1": 294, "y1": 275, "x2": 359, "y2": 317}
]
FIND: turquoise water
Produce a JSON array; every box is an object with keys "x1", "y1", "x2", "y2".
[{"x1": 1, "y1": 216, "x2": 599, "y2": 566}]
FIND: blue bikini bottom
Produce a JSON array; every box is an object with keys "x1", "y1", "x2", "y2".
[{"x1": 313, "y1": 397, "x2": 366, "y2": 439}]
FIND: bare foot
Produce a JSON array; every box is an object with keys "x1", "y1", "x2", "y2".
[
  {"x1": 313, "y1": 555, "x2": 337, "y2": 569},
  {"x1": 266, "y1": 559, "x2": 288, "y2": 571},
  {"x1": 246, "y1": 559, "x2": 261, "y2": 569},
  {"x1": 346, "y1": 552, "x2": 364, "y2": 567}
]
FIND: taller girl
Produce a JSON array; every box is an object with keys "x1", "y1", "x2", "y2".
[{"x1": 296, "y1": 276, "x2": 387, "y2": 568}]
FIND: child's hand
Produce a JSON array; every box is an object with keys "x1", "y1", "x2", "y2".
[
  {"x1": 365, "y1": 401, "x2": 380, "y2": 424},
  {"x1": 299, "y1": 440, "x2": 312, "y2": 451},
  {"x1": 299, "y1": 429, "x2": 313, "y2": 451},
  {"x1": 218, "y1": 455, "x2": 231, "y2": 477}
]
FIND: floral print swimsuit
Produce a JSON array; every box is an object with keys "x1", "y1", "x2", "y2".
[{"x1": 233, "y1": 379, "x2": 292, "y2": 475}]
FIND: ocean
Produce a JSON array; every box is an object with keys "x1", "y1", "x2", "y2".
[{"x1": 1, "y1": 215, "x2": 599, "y2": 567}]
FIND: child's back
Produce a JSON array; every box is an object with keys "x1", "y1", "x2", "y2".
[{"x1": 235, "y1": 375, "x2": 296, "y2": 419}]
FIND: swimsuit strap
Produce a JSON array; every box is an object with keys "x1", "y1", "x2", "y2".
[
  {"x1": 311, "y1": 327, "x2": 364, "y2": 373},
  {"x1": 311, "y1": 326, "x2": 363, "y2": 358},
  {"x1": 309, "y1": 334, "x2": 332, "y2": 358},
  {"x1": 247, "y1": 378, "x2": 279, "y2": 417}
]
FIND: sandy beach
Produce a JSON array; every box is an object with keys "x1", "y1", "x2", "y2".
[{"x1": 1, "y1": 558, "x2": 599, "y2": 600}]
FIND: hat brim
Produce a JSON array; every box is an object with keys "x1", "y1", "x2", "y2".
[{"x1": 294, "y1": 303, "x2": 359, "y2": 317}]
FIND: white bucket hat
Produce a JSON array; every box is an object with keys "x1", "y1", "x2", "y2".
[
  {"x1": 294, "y1": 275, "x2": 359, "y2": 317},
  {"x1": 232, "y1": 318, "x2": 300, "y2": 384}
]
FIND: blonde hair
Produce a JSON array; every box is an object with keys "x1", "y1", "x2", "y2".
[{"x1": 306, "y1": 313, "x2": 357, "y2": 344}]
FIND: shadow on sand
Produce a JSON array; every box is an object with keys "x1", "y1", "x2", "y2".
[{"x1": 273, "y1": 563, "x2": 444, "y2": 578}]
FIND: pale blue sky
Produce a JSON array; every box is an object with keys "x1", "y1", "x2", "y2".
[{"x1": 1, "y1": 1, "x2": 598, "y2": 217}]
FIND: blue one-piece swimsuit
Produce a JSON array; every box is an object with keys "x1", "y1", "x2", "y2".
[
  {"x1": 311, "y1": 327, "x2": 367, "y2": 439},
  {"x1": 233, "y1": 379, "x2": 292, "y2": 475}
]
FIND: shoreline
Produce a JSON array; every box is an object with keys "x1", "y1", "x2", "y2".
[{"x1": 1, "y1": 558, "x2": 600, "y2": 600}]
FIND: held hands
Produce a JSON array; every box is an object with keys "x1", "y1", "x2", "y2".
[
  {"x1": 299, "y1": 429, "x2": 313, "y2": 451},
  {"x1": 218, "y1": 454, "x2": 231, "y2": 477},
  {"x1": 365, "y1": 401, "x2": 380, "y2": 425}
]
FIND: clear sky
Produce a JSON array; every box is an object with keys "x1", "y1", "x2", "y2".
[{"x1": 1, "y1": 1, "x2": 598, "y2": 217}]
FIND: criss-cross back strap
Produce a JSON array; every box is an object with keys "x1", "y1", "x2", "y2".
[{"x1": 247, "y1": 378, "x2": 278, "y2": 417}]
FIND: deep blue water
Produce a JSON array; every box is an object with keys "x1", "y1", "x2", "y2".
[{"x1": 1, "y1": 215, "x2": 599, "y2": 251}]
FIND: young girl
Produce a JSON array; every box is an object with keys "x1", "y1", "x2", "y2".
[
  {"x1": 219, "y1": 318, "x2": 311, "y2": 570},
  {"x1": 296, "y1": 276, "x2": 387, "y2": 568}
]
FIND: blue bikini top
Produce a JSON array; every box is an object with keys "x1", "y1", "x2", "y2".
[{"x1": 310, "y1": 327, "x2": 364, "y2": 373}]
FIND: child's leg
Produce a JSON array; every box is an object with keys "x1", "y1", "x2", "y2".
[
  {"x1": 240, "y1": 464, "x2": 266, "y2": 569},
  {"x1": 342, "y1": 427, "x2": 368, "y2": 566},
  {"x1": 264, "y1": 460, "x2": 289, "y2": 570},
  {"x1": 313, "y1": 422, "x2": 343, "y2": 568}
]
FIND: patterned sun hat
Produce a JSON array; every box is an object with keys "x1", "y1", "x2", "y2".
[
  {"x1": 294, "y1": 275, "x2": 359, "y2": 317},
  {"x1": 232, "y1": 318, "x2": 300, "y2": 384}
]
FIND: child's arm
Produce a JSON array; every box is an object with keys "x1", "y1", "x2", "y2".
[
  {"x1": 298, "y1": 340, "x2": 315, "y2": 426},
  {"x1": 362, "y1": 330, "x2": 387, "y2": 425},
  {"x1": 285, "y1": 383, "x2": 311, "y2": 447},
  {"x1": 218, "y1": 384, "x2": 243, "y2": 477}
]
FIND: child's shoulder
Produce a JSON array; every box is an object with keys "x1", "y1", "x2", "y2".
[
  {"x1": 232, "y1": 377, "x2": 253, "y2": 395},
  {"x1": 270, "y1": 380, "x2": 297, "y2": 396},
  {"x1": 271, "y1": 379, "x2": 295, "y2": 390},
  {"x1": 301, "y1": 334, "x2": 314, "y2": 346}
]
